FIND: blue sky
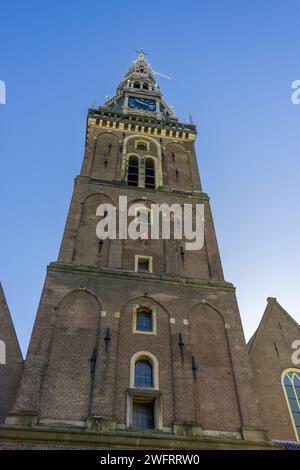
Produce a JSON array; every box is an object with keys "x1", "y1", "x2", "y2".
[{"x1": 0, "y1": 1, "x2": 299, "y2": 355}]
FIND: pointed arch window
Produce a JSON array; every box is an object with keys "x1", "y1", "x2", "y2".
[
  {"x1": 282, "y1": 369, "x2": 300, "y2": 441},
  {"x1": 145, "y1": 158, "x2": 155, "y2": 189},
  {"x1": 127, "y1": 156, "x2": 139, "y2": 186},
  {"x1": 135, "y1": 360, "x2": 153, "y2": 387}
]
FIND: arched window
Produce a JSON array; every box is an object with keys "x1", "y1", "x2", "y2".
[
  {"x1": 142, "y1": 83, "x2": 149, "y2": 90},
  {"x1": 133, "y1": 82, "x2": 140, "y2": 89},
  {"x1": 127, "y1": 156, "x2": 139, "y2": 186},
  {"x1": 145, "y1": 158, "x2": 155, "y2": 189},
  {"x1": 128, "y1": 352, "x2": 160, "y2": 430},
  {"x1": 135, "y1": 360, "x2": 153, "y2": 387},
  {"x1": 282, "y1": 369, "x2": 300, "y2": 441}
]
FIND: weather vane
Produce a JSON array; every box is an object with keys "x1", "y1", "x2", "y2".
[
  {"x1": 135, "y1": 49, "x2": 148, "y2": 60},
  {"x1": 135, "y1": 49, "x2": 172, "y2": 80}
]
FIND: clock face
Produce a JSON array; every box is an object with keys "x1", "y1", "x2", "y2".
[{"x1": 128, "y1": 96, "x2": 156, "y2": 112}]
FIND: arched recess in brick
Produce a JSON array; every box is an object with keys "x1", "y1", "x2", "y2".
[
  {"x1": 122, "y1": 197, "x2": 165, "y2": 273},
  {"x1": 39, "y1": 290, "x2": 101, "y2": 421},
  {"x1": 74, "y1": 193, "x2": 114, "y2": 267},
  {"x1": 165, "y1": 142, "x2": 193, "y2": 190},
  {"x1": 164, "y1": 205, "x2": 210, "y2": 279},
  {"x1": 124, "y1": 135, "x2": 159, "y2": 159},
  {"x1": 187, "y1": 302, "x2": 241, "y2": 431},
  {"x1": 90, "y1": 131, "x2": 119, "y2": 180},
  {"x1": 115, "y1": 296, "x2": 174, "y2": 429}
]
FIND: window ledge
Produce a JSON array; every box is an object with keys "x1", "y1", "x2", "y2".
[
  {"x1": 127, "y1": 388, "x2": 160, "y2": 396},
  {"x1": 132, "y1": 329, "x2": 157, "y2": 336}
]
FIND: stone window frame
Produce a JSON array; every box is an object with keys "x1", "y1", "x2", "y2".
[
  {"x1": 132, "y1": 304, "x2": 157, "y2": 336},
  {"x1": 122, "y1": 135, "x2": 163, "y2": 188},
  {"x1": 144, "y1": 156, "x2": 156, "y2": 189},
  {"x1": 132, "y1": 398, "x2": 154, "y2": 429},
  {"x1": 135, "y1": 255, "x2": 153, "y2": 273},
  {"x1": 135, "y1": 140, "x2": 150, "y2": 152},
  {"x1": 126, "y1": 389, "x2": 162, "y2": 431},
  {"x1": 129, "y1": 351, "x2": 159, "y2": 390},
  {"x1": 126, "y1": 351, "x2": 161, "y2": 430},
  {"x1": 124, "y1": 153, "x2": 158, "y2": 189}
]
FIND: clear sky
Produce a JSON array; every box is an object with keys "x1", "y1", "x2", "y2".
[{"x1": 0, "y1": 1, "x2": 299, "y2": 355}]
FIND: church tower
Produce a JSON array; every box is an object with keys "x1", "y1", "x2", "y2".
[{"x1": 3, "y1": 53, "x2": 273, "y2": 449}]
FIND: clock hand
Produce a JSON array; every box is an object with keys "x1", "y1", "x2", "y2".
[{"x1": 135, "y1": 98, "x2": 147, "y2": 105}]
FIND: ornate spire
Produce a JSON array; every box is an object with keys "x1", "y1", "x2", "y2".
[
  {"x1": 122, "y1": 51, "x2": 157, "y2": 87},
  {"x1": 102, "y1": 52, "x2": 177, "y2": 122}
]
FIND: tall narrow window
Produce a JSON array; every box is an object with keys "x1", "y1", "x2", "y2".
[
  {"x1": 127, "y1": 352, "x2": 160, "y2": 430},
  {"x1": 135, "y1": 359, "x2": 153, "y2": 387},
  {"x1": 282, "y1": 369, "x2": 300, "y2": 441},
  {"x1": 127, "y1": 156, "x2": 139, "y2": 186},
  {"x1": 145, "y1": 158, "x2": 155, "y2": 189}
]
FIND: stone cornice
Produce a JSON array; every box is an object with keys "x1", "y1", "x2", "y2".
[
  {"x1": 0, "y1": 425, "x2": 281, "y2": 450},
  {"x1": 48, "y1": 262, "x2": 234, "y2": 291},
  {"x1": 88, "y1": 108, "x2": 196, "y2": 140},
  {"x1": 75, "y1": 175, "x2": 210, "y2": 201}
]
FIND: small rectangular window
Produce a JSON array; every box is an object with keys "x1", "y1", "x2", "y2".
[
  {"x1": 132, "y1": 401, "x2": 154, "y2": 430},
  {"x1": 138, "y1": 258, "x2": 150, "y2": 272},
  {"x1": 136, "y1": 140, "x2": 148, "y2": 151},
  {"x1": 135, "y1": 255, "x2": 153, "y2": 273}
]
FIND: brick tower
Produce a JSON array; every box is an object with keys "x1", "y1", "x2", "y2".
[{"x1": 2, "y1": 53, "x2": 275, "y2": 449}]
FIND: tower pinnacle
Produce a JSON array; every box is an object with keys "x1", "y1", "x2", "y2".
[{"x1": 102, "y1": 54, "x2": 176, "y2": 122}]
